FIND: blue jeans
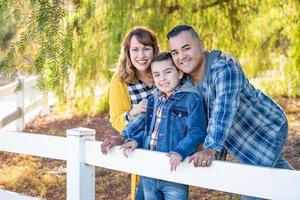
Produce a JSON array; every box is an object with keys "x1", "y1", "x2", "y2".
[
  {"x1": 135, "y1": 179, "x2": 145, "y2": 200},
  {"x1": 142, "y1": 177, "x2": 188, "y2": 200},
  {"x1": 242, "y1": 122, "x2": 294, "y2": 200}
]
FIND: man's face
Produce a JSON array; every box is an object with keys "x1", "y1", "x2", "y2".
[
  {"x1": 168, "y1": 31, "x2": 204, "y2": 75},
  {"x1": 151, "y1": 59, "x2": 183, "y2": 97}
]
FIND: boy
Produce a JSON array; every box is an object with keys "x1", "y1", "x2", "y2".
[{"x1": 120, "y1": 52, "x2": 207, "y2": 200}]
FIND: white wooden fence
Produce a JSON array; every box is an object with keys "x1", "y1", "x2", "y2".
[
  {"x1": 0, "y1": 129, "x2": 300, "y2": 200},
  {"x1": 1, "y1": 78, "x2": 300, "y2": 200},
  {"x1": 0, "y1": 76, "x2": 48, "y2": 131}
]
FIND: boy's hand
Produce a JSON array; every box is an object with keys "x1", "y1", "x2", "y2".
[
  {"x1": 120, "y1": 141, "x2": 138, "y2": 158},
  {"x1": 128, "y1": 99, "x2": 147, "y2": 120},
  {"x1": 188, "y1": 148, "x2": 216, "y2": 167},
  {"x1": 167, "y1": 153, "x2": 182, "y2": 172},
  {"x1": 101, "y1": 135, "x2": 124, "y2": 155}
]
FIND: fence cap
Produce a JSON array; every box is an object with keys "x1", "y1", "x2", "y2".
[{"x1": 66, "y1": 127, "x2": 96, "y2": 136}]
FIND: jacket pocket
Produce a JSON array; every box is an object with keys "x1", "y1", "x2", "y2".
[{"x1": 170, "y1": 108, "x2": 188, "y2": 138}]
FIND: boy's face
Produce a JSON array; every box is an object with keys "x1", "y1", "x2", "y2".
[{"x1": 151, "y1": 59, "x2": 183, "y2": 97}]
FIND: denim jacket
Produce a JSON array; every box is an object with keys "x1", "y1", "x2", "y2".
[{"x1": 121, "y1": 79, "x2": 207, "y2": 160}]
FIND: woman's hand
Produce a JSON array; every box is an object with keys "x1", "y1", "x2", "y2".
[
  {"x1": 120, "y1": 141, "x2": 138, "y2": 158},
  {"x1": 128, "y1": 99, "x2": 147, "y2": 120},
  {"x1": 101, "y1": 135, "x2": 125, "y2": 155}
]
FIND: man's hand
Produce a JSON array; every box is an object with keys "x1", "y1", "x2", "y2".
[
  {"x1": 188, "y1": 148, "x2": 216, "y2": 167},
  {"x1": 100, "y1": 135, "x2": 124, "y2": 155},
  {"x1": 167, "y1": 153, "x2": 182, "y2": 172},
  {"x1": 120, "y1": 141, "x2": 138, "y2": 158}
]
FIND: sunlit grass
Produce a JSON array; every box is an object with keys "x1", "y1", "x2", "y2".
[{"x1": 0, "y1": 154, "x2": 66, "y2": 198}]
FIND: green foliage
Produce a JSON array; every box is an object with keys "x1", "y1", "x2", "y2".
[{"x1": 1, "y1": 0, "x2": 299, "y2": 115}]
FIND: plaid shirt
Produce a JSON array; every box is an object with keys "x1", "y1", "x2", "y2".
[
  {"x1": 149, "y1": 96, "x2": 165, "y2": 150},
  {"x1": 128, "y1": 80, "x2": 153, "y2": 105},
  {"x1": 126, "y1": 81, "x2": 154, "y2": 123},
  {"x1": 197, "y1": 53, "x2": 288, "y2": 166}
]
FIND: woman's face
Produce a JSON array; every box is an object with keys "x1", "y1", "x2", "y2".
[{"x1": 129, "y1": 35, "x2": 154, "y2": 72}]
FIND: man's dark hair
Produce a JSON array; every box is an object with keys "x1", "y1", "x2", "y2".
[
  {"x1": 167, "y1": 25, "x2": 201, "y2": 42},
  {"x1": 151, "y1": 52, "x2": 175, "y2": 66}
]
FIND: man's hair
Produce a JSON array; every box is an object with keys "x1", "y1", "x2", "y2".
[
  {"x1": 151, "y1": 52, "x2": 175, "y2": 66},
  {"x1": 167, "y1": 25, "x2": 201, "y2": 42}
]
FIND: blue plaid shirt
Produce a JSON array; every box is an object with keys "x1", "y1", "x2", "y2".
[{"x1": 197, "y1": 52, "x2": 288, "y2": 166}]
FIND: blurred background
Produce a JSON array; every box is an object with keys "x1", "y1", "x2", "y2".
[
  {"x1": 1, "y1": 0, "x2": 299, "y2": 115},
  {"x1": 0, "y1": 1, "x2": 300, "y2": 199}
]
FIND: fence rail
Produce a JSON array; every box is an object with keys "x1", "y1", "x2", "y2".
[
  {"x1": 0, "y1": 81, "x2": 19, "y2": 100},
  {"x1": 0, "y1": 76, "x2": 48, "y2": 131},
  {"x1": 0, "y1": 129, "x2": 300, "y2": 200}
]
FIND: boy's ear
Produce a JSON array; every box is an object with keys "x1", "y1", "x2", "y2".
[{"x1": 178, "y1": 70, "x2": 184, "y2": 80}]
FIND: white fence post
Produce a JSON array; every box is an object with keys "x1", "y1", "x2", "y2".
[
  {"x1": 66, "y1": 128, "x2": 96, "y2": 200},
  {"x1": 16, "y1": 76, "x2": 25, "y2": 131},
  {"x1": 40, "y1": 93, "x2": 49, "y2": 116}
]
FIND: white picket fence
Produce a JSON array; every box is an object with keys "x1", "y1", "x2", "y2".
[{"x1": 1, "y1": 77, "x2": 300, "y2": 200}]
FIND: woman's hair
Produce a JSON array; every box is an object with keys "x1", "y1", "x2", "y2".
[{"x1": 117, "y1": 27, "x2": 159, "y2": 84}]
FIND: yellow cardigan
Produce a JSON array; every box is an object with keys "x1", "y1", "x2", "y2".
[{"x1": 109, "y1": 72, "x2": 139, "y2": 200}]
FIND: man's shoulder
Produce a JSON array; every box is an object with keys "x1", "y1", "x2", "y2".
[
  {"x1": 211, "y1": 57, "x2": 233, "y2": 69},
  {"x1": 210, "y1": 57, "x2": 244, "y2": 78}
]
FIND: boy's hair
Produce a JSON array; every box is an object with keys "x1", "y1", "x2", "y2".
[
  {"x1": 151, "y1": 52, "x2": 175, "y2": 67},
  {"x1": 167, "y1": 25, "x2": 202, "y2": 42}
]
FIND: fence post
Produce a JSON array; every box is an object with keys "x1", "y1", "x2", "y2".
[
  {"x1": 16, "y1": 76, "x2": 25, "y2": 131},
  {"x1": 40, "y1": 94, "x2": 49, "y2": 116},
  {"x1": 66, "y1": 127, "x2": 96, "y2": 200}
]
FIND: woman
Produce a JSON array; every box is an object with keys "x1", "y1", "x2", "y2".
[{"x1": 103, "y1": 26, "x2": 159, "y2": 200}]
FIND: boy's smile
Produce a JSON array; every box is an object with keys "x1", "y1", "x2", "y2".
[{"x1": 151, "y1": 59, "x2": 183, "y2": 97}]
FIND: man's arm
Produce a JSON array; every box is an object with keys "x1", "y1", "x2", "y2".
[
  {"x1": 190, "y1": 60, "x2": 244, "y2": 167},
  {"x1": 204, "y1": 61, "x2": 244, "y2": 150}
]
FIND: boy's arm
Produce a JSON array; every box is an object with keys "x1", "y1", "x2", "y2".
[
  {"x1": 121, "y1": 113, "x2": 146, "y2": 148},
  {"x1": 170, "y1": 95, "x2": 207, "y2": 160}
]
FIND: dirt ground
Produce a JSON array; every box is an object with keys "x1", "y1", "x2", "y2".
[{"x1": 1, "y1": 97, "x2": 300, "y2": 199}]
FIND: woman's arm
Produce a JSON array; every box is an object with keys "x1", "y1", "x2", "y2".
[{"x1": 109, "y1": 73, "x2": 131, "y2": 132}]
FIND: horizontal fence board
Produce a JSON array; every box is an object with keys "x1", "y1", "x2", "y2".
[
  {"x1": 0, "y1": 131, "x2": 67, "y2": 160},
  {"x1": 85, "y1": 141, "x2": 300, "y2": 200},
  {"x1": 25, "y1": 98, "x2": 47, "y2": 114},
  {"x1": 0, "y1": 189, "x2": 42, "y2": 200},
  {"x1": 0, "y1": 109, "x2": 22, "y2": 128},
  {"x1": 24, "y1": 76, "x2": 37, "y2": 88},
  {"x1": 0, "y1": 81, "x2": 19, "y2": 100}
]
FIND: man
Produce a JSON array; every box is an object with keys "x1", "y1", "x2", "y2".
[{"x1": 167, "y1": 25, "x2": 293, "y2": 170}]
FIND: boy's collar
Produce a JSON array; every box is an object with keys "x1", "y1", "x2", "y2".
[{"x1": 156, "y1": 82, "x2": 184, "y2": 101}]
